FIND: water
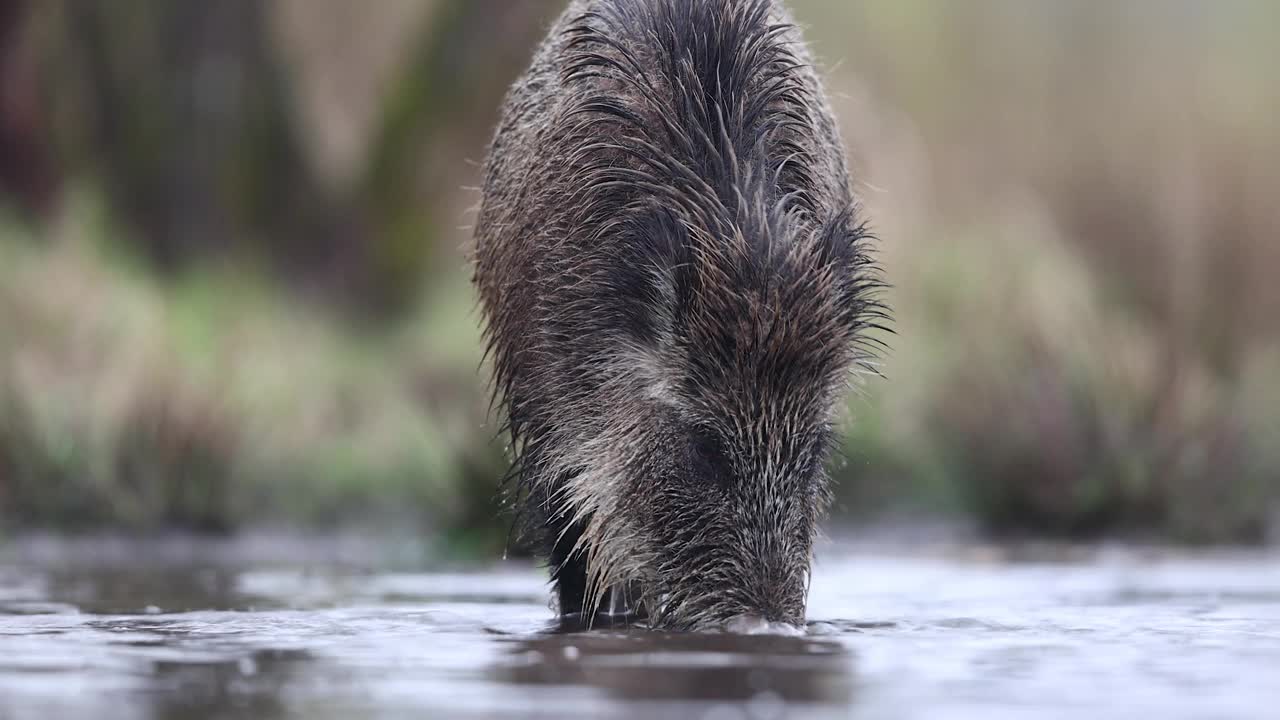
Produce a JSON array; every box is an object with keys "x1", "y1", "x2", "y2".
[{"x1": 1, "y1": 536, "x2": 1278, "y2": 719}]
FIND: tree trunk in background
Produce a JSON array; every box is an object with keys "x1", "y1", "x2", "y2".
[
  {"x1": 51, "y1": 0, "x2": 315, "y2": 267},
  {"x1": 0, "y1": 0, "x2": 56, "y2": 216},
  {"x1": 358, "y1": 0, "x2": 560, "y2": 310},
  {"x1": 32, "y1": 0, "x2": 559, "y2": 314}
]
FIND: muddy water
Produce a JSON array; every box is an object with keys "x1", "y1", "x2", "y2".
[{"x1": 1, "y1": 537, "x2": 1277, "y2": 719}]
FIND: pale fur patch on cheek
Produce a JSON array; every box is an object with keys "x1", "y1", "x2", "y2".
[
  {"x1": 548, "y1": 378, "x2": 662, "y2": 620},
  {"x1": 618, "y1": 341, "x2": 684, "y2": 411}
]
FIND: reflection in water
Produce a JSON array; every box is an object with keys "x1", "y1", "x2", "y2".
[
  {"x1": 145, "y1": 648, "x2": 308, "y2": 720},
  {"x1": 498, "y1": 629, "x2": 855, "y2": 708}
]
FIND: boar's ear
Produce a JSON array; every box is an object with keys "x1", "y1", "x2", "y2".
[{"x1": 812, "y1": 207, "x2": 889, "y2": 352}]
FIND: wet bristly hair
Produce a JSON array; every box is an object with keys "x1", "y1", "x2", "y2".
[{"x1": 473, "y1": 0, "x2": 886, "y2": 630}]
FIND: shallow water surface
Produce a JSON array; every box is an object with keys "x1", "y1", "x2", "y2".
[{"x1": 1, "y1": 538, "x2": 1277, "y2": 719}]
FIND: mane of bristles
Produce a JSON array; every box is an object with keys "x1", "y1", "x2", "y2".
[
  {"x1": 563, "y1": 0, "x2": 815, "y2": 210},
  {"x1": 559, "y1": 0, "x2": 886, "y2": 355}
]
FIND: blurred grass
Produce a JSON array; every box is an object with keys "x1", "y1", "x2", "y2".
[
  {"x1": 1, "y1": 1, "x2": 1277, "y2": 546},
  {"x1": 0, "y1": 193, "x2": 507, "y2": 552}
]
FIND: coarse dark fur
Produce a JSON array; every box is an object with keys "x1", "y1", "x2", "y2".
[{"x1": 473, "y1": 0, "x2": 885, "y2": 630}]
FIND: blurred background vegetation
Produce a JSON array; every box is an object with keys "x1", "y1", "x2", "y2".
[{"x1": 0, "y1": 0, "x2": 1276, "y2": 551}]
